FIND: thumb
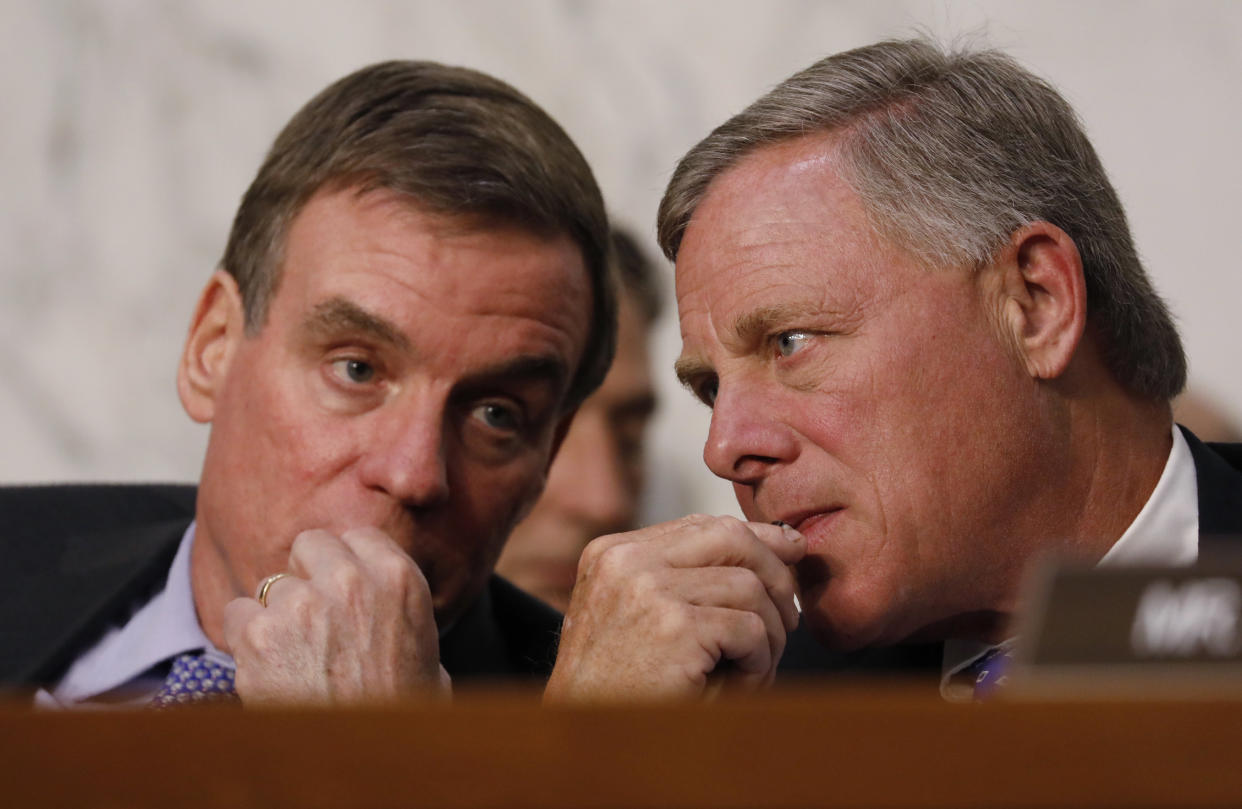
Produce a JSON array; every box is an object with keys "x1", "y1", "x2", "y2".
[{"x1": 746, "y1": 521, "x2": 807, "y2": 565}]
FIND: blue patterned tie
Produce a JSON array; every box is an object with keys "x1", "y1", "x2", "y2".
[
  {"x1": 969, "y1": 646, "x2": 1012, "y2": 700},
  {"x1": 151, "y1": 653, "x2": 239, "y2": 708}
]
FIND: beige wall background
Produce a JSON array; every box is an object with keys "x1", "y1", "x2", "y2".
[{"x1": 2, "y1": 0, "x2": 1239, "y2": 523}]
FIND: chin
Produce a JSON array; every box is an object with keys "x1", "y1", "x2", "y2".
[
  {"x1": 801, "y1": 607, "x2": 881, "y2": 652},
  {"x1": 798, "y1": 571, "x2": 902, "y2": 652}
]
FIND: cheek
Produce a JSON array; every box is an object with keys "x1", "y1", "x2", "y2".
[
  {"x1": 733, "y1": 483, "x2": 760, "y2": 519},
  {"x1": 452, "y1": 451, "x2": 549, "y2": 535},
  {"x1": 218, "y1": 357, "x2": 356, "y2": 497}
]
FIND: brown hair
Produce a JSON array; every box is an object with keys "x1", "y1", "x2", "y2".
[
  {"x1": 609, "y1": 228, "x2": 663, "y2": 324},
  {"x1": 222, "y1": 60, "x2": 614, "y2": 408}
]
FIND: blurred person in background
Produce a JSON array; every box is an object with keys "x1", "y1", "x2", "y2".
[{"x1": 495, "y1": 229, "x2": 661, "y2": 611}]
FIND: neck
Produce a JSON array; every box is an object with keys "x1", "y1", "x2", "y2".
[
  {"x1": 1049, "y1": 392, "x2": 1173, "y2": 564},
  {"x1": 187, "y1": 520, "x2": 237, "y2": 652},
  {"x1": 946, "y1": 372, "x2": 1174, "y2": 644}
]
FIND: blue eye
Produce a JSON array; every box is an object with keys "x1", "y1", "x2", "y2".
[
  {"x1": 473, "y1": 402, "x2": 521, "y2": 432},
  {"x1": 331, "y1": 358, "x2": 376, "y2": 384},
  {"x1": 776, "y1": 331, "x2": 811, "y2": 358}
]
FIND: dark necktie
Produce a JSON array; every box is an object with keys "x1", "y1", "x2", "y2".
[{"x1": 151, "y1": 652, "x2": 239, "y2": 708}]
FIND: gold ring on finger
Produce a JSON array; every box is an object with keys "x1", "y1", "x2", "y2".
[{"x1": 255, "y1": 572, "x2": 291, "y2": 607}]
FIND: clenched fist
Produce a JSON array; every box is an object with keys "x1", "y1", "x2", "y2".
[
  {"x1": 222, "y1": 527, "x2": 450, "y2": 705},
  {"x1": 545, "y1": 514, "x2": 805, "y2": 702}
]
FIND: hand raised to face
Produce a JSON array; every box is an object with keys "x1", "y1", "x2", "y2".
[
  {"x1": 221, "y1": 527, "x2": 449, "y2": 705},
  {"x1": 544, "y1": 515, "x2": 805, "y2": 702}
]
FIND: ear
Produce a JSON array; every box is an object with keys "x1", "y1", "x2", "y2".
[
  {"x1": 994, "y1": 222, "x2": 1087, "y2": 381},
  {"x1": 177, "y1": 270, "x2": 246, "y2": 423},
  {"x1": 545, "y1": 406, "x2": 580, "y2": 474}
]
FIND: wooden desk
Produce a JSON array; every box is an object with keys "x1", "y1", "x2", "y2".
[{"x1": 4, "y1": 681, "x2": 1242, "y2": 808}]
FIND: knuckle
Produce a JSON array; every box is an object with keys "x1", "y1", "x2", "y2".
[
  {"x1": 654, "y1": 605, "x2": 693, "y2": 640},
  {"x1": 629, "y1": 569, "x2": 660, "y2": 600},
  {"x1": 282, "y1": 585, "x2": 317, "y2": 625},
  {"x1": 374, "y1": 550, "x2": 416, "y2": 590},
  {"x1": 578, "y1": 537, "x2": 609, "y2": 570},
  {"x1": 327, "y1": 561, "x2": 365, "y2": 596},
  {"x1": 593, "y1": 542, "x2": 634, "y2": 580},
  {"x1": 714, "y1": 515, "x2": 750, "y2": 540},
  {"x1": 291, "y1": 528, "x2": 329, "y2": 553},
  {"x1": 740, "y1": 572, "x2": 767, "y2": 603},
  {"x1": 741, "y1": 611, "x2": 767, "y2": 645},
  {"x1": 239, "y1": 613, "x2": 277, "y2": 655}
]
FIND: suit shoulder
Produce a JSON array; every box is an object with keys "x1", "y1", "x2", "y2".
[
  {"x1": 486, "y1": 575, "x2": 563, "y2": 677},
  {"x1": 0, "y1": 483, "x2": 195, "y2": 541}
]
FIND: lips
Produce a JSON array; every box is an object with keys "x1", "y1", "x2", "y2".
[{"x1": 781, "y1": 508, "x2": 843, "y2": 551}]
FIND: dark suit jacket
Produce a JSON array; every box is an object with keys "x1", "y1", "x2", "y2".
[
  {"x1": 778, "y1": 427, "x2": 1242, "y2": 680},
  {"x1": 0, "y1": 484, "x2": 562, "y2": 688}
]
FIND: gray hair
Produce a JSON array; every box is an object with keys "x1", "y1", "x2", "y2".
[{"x1": 658, "y1": 38, "x2": 1185, "y2": 401}]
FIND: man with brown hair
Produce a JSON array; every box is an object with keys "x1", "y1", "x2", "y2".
[
  {"x1": 2, "y1": 60, "x2": 614, "y2": 706},
  {"x1": 546, "y1": 38, "x2": 1242, "y2": 701}
]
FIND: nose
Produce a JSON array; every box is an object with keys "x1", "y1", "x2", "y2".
[
  {"x1": 702, "y1": 379, "x2": 797, "y2": 485},
  {"x1": 545, "y1": 414, "x2": 638, "y2": 533},
  {"x1": 356, "y1": 395, "x2": 450, "y2": 507}
]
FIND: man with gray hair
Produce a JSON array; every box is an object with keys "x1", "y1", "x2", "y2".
[{"x1": 546, "y1": 38, "x2": 1242, "y2": 700}]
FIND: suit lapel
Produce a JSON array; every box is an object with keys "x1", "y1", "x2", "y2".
[
  {"x1": 0, "y1": 519, "x2": 187, "y2": 684},
  {"x1": 1181, "y1": 426, "x2": 1242, "y2": 542}
]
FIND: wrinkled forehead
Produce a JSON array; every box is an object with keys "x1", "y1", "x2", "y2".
[{"x1": 674, "y1": 138, "x2": 878, "y2": 293}]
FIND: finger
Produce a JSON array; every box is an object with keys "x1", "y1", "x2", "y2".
[
  {"x1": 254, "y1": 571, "x2": 301, "y2": 607},
  {"x1": 576, "y1": 514, "x2": 721, "y2": 580},
  {"x1": 338, "y1": 527, "x2": 435, "y2": 615},
  {"x1": 221, "y1": 596, "x2": 264, "y2": 657},
  {"x1": 285, "y1": 528, "x2": 360, "y2": 582},
  {"x1": 661, "y1": 518, "x2": 801, "y2": 632},
  {"x1": 695, "y1": 605, "x2": 773, "y2": 681},
  {"x1": 337, "y1": 526, "x2": 413, "y2": 569},
  {"x1": 746, "y1": 521, "x2": 807, "y2": 566},
  {"x1": 676, "y1": 566, "x2": 788, "y2": 666}
]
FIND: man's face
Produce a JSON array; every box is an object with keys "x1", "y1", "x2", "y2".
[
  {"x1": 190, "y1": 186, "x2": 590, "y2": 629},
  {"x1": 674, "y1": 135, "x2": 1049, "y2": 649},
  {"x1": 495, "y1": 292, "x2": 655, "y2": 610}
]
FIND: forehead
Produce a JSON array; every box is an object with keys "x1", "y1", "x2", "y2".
[
  {"x1": 272, "y1": 186, "x2": 592, "y2": 370},
  {"x1": 286, "y1": 187, "x2": 585, "y2": 299},
  {"x1": 674, "y1": 135, "x2": 903, "y2": 330}
]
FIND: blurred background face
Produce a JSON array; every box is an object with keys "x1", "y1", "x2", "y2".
[{"x1": 495, "y1": 290, "x2": 655, "y2": 610}]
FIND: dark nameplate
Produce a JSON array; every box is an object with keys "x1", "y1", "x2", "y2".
[{"x1": 1011, "y1": 554, "x2": 1242, "y2": 698}]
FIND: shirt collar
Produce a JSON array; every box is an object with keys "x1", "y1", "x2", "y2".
[
  {"x1": 942, "y1": 424, "x2": 1199, "y2": 696},
  {"x1": 1098, "y1": 424, "x2": 1199, "y2": 567},
  {"x1": 49, "y1": 521, "x2": 221, "y2": 705}
]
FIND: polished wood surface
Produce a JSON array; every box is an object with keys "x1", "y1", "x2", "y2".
[{"x1": 4, "y1": 681, "x2": 1242, "y2": 808}]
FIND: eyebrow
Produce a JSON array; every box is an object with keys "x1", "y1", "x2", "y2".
[
  {"x1": 673, "y1": 354, "x2": 712, "y2": 389},
  {"x1": 455, "y1": 354, "x2": 571, "y2": 405},
  {"x1": 732, "y1": 302, "x2": 827, "y2": 344},
  {"x1": 301, "y1": 297, "x2": 411, "y2": 351},
  {"x1": 675, "y1": 301, "x2": 829, "y2": 388}
]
